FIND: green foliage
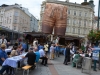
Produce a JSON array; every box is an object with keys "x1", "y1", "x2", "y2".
[
  {"x1": 88, "y1": 30, "x2": 100, "y2": 41},
  {"x1": 88, "y1": 30, "x2": 96, "y2": 40}
]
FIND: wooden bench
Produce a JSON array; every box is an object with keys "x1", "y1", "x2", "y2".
[{"x1": 22, "y1": 65, "x2": 32, "y2": 75}]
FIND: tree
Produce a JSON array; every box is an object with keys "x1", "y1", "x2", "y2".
[{"x1": 87, "y1": 30, "x2": 96, "y2": 43}]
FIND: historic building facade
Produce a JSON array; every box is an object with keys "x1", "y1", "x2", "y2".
[
  {"x1": 0, "y1": 4, "x2": 31, "y2": 32},
  {"x1": 30, "y1": 15, "x2": 39, "y2": 32}
]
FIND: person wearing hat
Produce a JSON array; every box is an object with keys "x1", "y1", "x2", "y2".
[
  {"x1": 39, "y1": 48, "x2": 48, "y2": 66},
  {"x1": 0, "y1": 44, "x2": 9, "y2": 75}
]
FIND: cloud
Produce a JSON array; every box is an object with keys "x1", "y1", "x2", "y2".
[{"x1": 0, "y1": 0, "x2": 98, "y2": 19}]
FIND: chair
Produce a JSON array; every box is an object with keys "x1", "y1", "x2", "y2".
[{"x1": 22, "y1": 65, "x2": 32, "y2": 75}]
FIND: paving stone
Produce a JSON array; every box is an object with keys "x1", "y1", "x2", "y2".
[{"x1": 15, "y1": 55, "x2": 100, "y2": 75}]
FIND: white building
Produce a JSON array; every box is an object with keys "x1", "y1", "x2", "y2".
[
  {"x1": 39, "y1": 0, "x2": 95, "y2": 42},
  {"x1": 0, "y1": 4, "x2": 31, "y2": 32},
  {"x1": 30, "y1": 15, "x2": 39, "y2": 32}
]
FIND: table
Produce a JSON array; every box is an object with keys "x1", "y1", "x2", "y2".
[
  {"x1": 5, "y1": 49, "x2": 11, "y2": 53},
  {"x1": 2, "y1": 53, "x2": 27, "y2": 68}
]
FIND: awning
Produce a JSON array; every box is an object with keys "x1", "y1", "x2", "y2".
[{"x1": 24, "y1": 32, "x2": 48, "y2": 36}]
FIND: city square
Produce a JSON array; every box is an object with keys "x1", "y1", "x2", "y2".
[{"x1": 0, "y1": 0, "x2": 100, "y2": 75}]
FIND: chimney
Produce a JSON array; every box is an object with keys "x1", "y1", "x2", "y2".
[
  {"x1": 89, "y1": 0, "x2": 95, "y2": 8},
  {"x1": 66, "y1": 0, "x2": 69, "y2": 2},
  {"x1": 84, "y1": 0, "x2": 87, "y2": 2},
  {"x1": 81, "y1": 0, "x2": 89, "y2": 5}
]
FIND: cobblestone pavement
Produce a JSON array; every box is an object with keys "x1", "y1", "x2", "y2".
[{"x1": 15, "y1": 55, "x2": 100, "y2": 75}]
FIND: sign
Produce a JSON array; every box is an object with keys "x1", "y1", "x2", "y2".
[{"x1": 92, "y1": 50, "x2": 100, "y2": 60}]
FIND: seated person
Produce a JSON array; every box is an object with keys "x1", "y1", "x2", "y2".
[
  {"x1": 17, "y1": 45, "x2": 23, "y2": 55},
  {"x1": 34, "y1": 51, "x2": 40, "y2": 63},
  {"x1": 6, "y1": 46, "x2": 18, "y2": 75},
  {"x1": 39, "y1": 48, "x2": 48, "y2": 66},
  {"x1": 0, "y1": 44, "x2": 9, "y2": 75},
  {"x1": 22, "y1": 49, "x2": 36, "y2": 68},
  {"x1": 79, "y1": 51, "x2": 85, "y2": 57},
  {"x1": 22, "y1": 42, "x2": 27, "y2": 51},
  {"x1": 10, "y1": 46, "x2": 18, "y2": 57},
  {"x1": 14, "y1": 42, "x2": 18, "y2": 47},
  {"x1": 72, "y1": 52, "x2": 81, "y2": 67}
]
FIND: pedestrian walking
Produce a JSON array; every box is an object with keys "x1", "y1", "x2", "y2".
[
  {"x1": 55, "y1": 43, "x2": 60, "y2": 57},
  {"x1": 50, "y1": 44, "x2": 55, "y2": 60},
  {"x1": 63, "y1": 44, "x2": 70, "y2": 65},
  {"x1": 44, "y1": 43, "x2": 49, "y2": 55}
]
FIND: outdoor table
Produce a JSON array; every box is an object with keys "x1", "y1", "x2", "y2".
[
  {"x1": 5, "y1": 49, "x2": 12, "y2": 53},
  {"x1": 5, "y1": 49, "x2": 12, "y2": 55},
  {"x1": 2, "y1": 53, "x2": 27, "y2": 68}
]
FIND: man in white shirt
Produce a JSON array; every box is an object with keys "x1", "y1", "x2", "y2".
[
  {"x1": 39, "y1": 48, "x2": 48, "y2": 66},
  {"x1": 0, "y1": 36, "x2": 7, "y2": 46},
  {"x1": 33, "y1": 38, "x2": 38, "y2": 48}
]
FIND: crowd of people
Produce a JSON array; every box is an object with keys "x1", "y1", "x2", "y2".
[{"x1": 0, "y1": 35, "x2": 99, "y2": 75}]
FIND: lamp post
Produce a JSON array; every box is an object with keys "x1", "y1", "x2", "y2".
[{"x1": 97, "y1": 0, "x2": 100, "y2": 30}]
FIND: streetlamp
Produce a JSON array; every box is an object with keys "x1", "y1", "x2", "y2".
[{"x1": 97, "y1": 0, "x2": 100, "y2": 30}]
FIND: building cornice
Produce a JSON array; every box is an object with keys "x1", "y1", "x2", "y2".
[{"x1": 4, "y1": 7, "x2": 30, "y2": 18}]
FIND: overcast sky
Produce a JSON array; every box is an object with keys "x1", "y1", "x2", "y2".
[{"x1": 0, "y1": 0, "x2": 98, "y2": 19}]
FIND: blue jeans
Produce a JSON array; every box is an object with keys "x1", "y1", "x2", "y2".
[
  {"x1": 93, "y1": 60, "x2": 97, "y2": 70},
  {"x1": 0, "y1": 65, "x2": 9, "y2": 74}
]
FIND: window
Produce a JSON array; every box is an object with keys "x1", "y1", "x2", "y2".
[
  {"x1": 84, "y1": 20, "x2": 86, "y2": 27},
  {"x1": 14, "y1": 11, "x2": 19, "y2": 16},
  {"x1": 42, "y1": 7, "x2": 45, "y2": 11},
  {"x1": 74, "y1": 11, "x2": 76, "y2": 15},
  {"x1": 10, "y1": 19, "x2": 11, "y2": 24},
  {"x1": 79, "y1": 12, "x2": 81, "y2": 16},
  {"x1": 7, "y1": 17, "x2": 9, "y2": 24},
  {"x1": 79, "y1": 20, "x2": 81, "y2": 25},
  {"x1": 73, "y1": 28, "x2": 75, "y2": 33},
  {"x1": 83, "y1": 29, "x2": 86, "y2": 34},
  {"x1": 14, "y1": 26, "x2": 16, "y2": 30},
  {"x1": 66, "y1": 27, "x2": 70, "y2": 32},
  {"x1": 78, "y1": 29, "x2": 80, "y2": 34},
  {"x1": 91, "y1": 12, "x2": 92, "y2": 17},
  {"x1": 73, "y1": 20, "x2": 75, "y2": 25},
  {"x1": 24, "y1": 29, "x2": 26, "y2": 32},
  {"x1": 14, "y1": 19, "x2": 17, "y2": 24},
  {"x1": 85, "y1": 13, "x2": 87, "y2": 17},
  {"x1": 67, "y1": 19, "x2": 70, "y2": 24},
  {"x1": 5, "y1": 20, "x2": 6, "y2": 24},
  {"x1": 10, "y1": 13, "x2": 12, "y2": 17},
  {"x1": 68, "y1": 10, "x2": 70, "y2": 14}
]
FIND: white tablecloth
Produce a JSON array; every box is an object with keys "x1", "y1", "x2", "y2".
[
  {"x1": 5, "y1": 49, "x2": 11, "y2": 53},
  {"x1": 2, "y1": 53, "x2": 27, "y2": 68}
]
